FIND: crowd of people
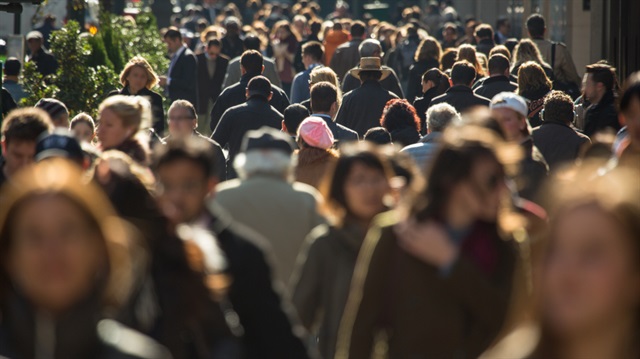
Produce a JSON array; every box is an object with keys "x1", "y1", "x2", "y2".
[{"x1": 0, "y1": 1, "x2": 639, "y2": 358}]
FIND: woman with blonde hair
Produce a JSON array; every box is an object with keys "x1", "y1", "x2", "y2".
[
  {"x1": 407, "y1": 36, "x2": 442, "y2": 103},
  {"x1": 457, "y1": 44, "x2": 486, "y2": 81},
  {"x1": 511, "y1": 39, "x2": 554, "y2": 80},
  {"x1": 96, "y1": 95, "x2": 152, "y2": 165},
  {"x1": 0, "y1": 159, "x2": 169, "y2": 358},
  {"x1": 300, "y1": 66, "x2": 342, "y2": 111},
  {"x1": 517, "y1": 61, "x2": 553, "y2": 127},
  {"x1": 108, "y1": 56, "x2": 166, "y2": 136}
]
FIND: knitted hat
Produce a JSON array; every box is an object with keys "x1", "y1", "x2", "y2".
[
  {"x1": 297, "y1": 117, "x2": 334, "y2": 150},
  {"x1": 35, "y1": 98, "x2": 69, "y2": 120}
]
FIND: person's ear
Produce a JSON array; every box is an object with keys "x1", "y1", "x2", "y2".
[
  {"x1": 192, "y1": 119, "x2": 198, "y2": 130},
  {"x1": 261, "y1": 65, "x2": 265, "y2": 74},
  {"x1": 268, "y1": 92, "x2": 273, "y2": 101},
  {"x1": 246, "y1": 89, "x2": 250, "y2": 99},
  {"x1": 1, "y1": 138, "x2": 6, "y2": 154},
  {"x1": 281, "y1": 120, "x2": 288, "y2": 132},
  {"x1": 241, "y1": 65, "x2": 247, "y2": 75},
  {"x1": 206, "y1": 177, "x2": 219, "y2": 196},
  {"x1": 330, "y1": 101, "x2": 338, "y2": 113}
]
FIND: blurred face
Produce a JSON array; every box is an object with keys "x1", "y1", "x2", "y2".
[
  {"x1": 126, "y1": 66, "x2": 149, "y2": 93},
  {"x1": 422, "y1": 79, "x2": 434, "y2": 94},
  {"x1": 2, "y1": 140, "x2": 36, "y2": 178},
  {"x1": 51, "y1": 114, "x2": 70, "y2": 128},
  {"x1": 164, "y1": 37, "x2": 182, "y2": 54},
  {"x1": 97, "y1": 108, "x2": 132, "y2": 150},
  {"x1": 583, "y1": 73, "x2": 604, "y2": 104},
  {"x1": 71, "y1": 122, "x2": 94, "y2": 143},
  {"x1": 542, "y1": 205, "x2": 640, "y2": 337},
  {"x1": 343, "y1": 162, "x2": 390, "y2": 222},
  {"x1": 621, "y1": 97, "x2": 640, "y2": 149},
  {"x1": 443, "y1": 28, "x2": 456, "y2": 42},
  {"x1": 168, "y1": 106, "x2": 197, "y2": 137},
  {"x1": 7, "y1": 196, "x2": 105, "y2": 313},
  {"x1": 207, "y1": 45, "x2": 221, "y2": 60},
  {"x1": 453, "y1": 157, "x2": 506, "y2": 222},
  {"x1": 492, "y1": 107, "x2": 526, "y2": 142},
  {"x1": 156, "y1": 160, "x2": 216, "y2": 225},
  {"x1": 27, "y1": 39, "x2": 42, "y2": 54}
]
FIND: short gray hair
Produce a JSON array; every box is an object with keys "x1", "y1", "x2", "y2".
[
  {"x1": 359, "y1": 39, "x2": 382, "y2": 57},
  {"x1": 233, "y1": 150, "x2": 297, "y2": 181},
  {"x1": 426, "y1": 103, "x2": 460, "y2": 132}
]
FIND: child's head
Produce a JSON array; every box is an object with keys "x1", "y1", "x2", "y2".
[{"x1": 70, "y1": 113, "x2": 96, "y2": 143}]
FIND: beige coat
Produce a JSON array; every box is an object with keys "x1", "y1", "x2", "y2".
[
  {"x1": 213, "y1": 176, "x2": 325, "y2": 283},
  {"x1": 532, "y1": 38, "x2": 582, "y2": 86}
]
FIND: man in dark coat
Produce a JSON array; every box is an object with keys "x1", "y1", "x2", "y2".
[
  {"x1": 160, "y1": 27, "x2": 198, "y2": 110},
  {"x1": 430, "y1": 61, "x2": 490, "y2": 113},
  {"x1": 329, "y1": 21, "x2": 366, "y2": 81},
  {"x1": 532, "y1": 91, "x2": 590, "y2": 171},
  {"x1": 223, "y1": 35, "x2": 282, "y2": 89},
  {"x1": 210, "y1": 50, "x2": 289, "y2": 132},
  {"x1": 341, "y1": 39, "x2": 404, "y2": 98},
  {"x1": 474, "y1": 24, "x2": 496, "y2": 57},
  {"x1": 196, "y1": 39, "x2": 229, "y2": 135},
  {"x1": 335, "y1": 57, "x2": 398, "y2": 137},
  {"x1": 26, "y1": 31, "x2": 58, "y2": 77},
  {"x1": 583, "y1": 63, "x2": 621, "y2": 137},
  {"x1": 212, "y1": 76, "x2": 284, "y2": 179},
  {"x1": 152, "y1": 137, "x2": 315, "y2": 359},
  {"x1": 310, "y1": 82, "x2": 358, "y2": 142},
  {"x1": 474, "y1": 54, "x2": 517, "y2": 101}
]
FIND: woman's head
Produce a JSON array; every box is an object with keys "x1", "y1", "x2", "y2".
[
  {"x1": 70, "y1": 112, "x2": 96, "y2": 143},
  {"x1": 380, "y1": 99, "x2": 421, "y2": 133},
  {"x1": 273, "y1": 20, "x2": 300, "y2": 41},
  {"x1": 0, "y1": 159, "x2": 133, "y2": 313},
  {"x1": 97, "y1": 95, "x2": 151, "y2": 150},
  {"x1": 321, "y1": 143, "x2": 392, "y2": 225},
  {"x1": 414, "y1": 36, "x2": 442, "y2": 63},
  {"x1": 441, "y1": 48, "x2": 458, "y2": 72},
  {"x1": 422, "y1": 68, "x2": 451, "y2": 95},
  {"x1": 517, "y1": 61, "x2": 552, "y2": 95},
  {"x1": 513, "y1": 39, "x2": 547, "y2": 67},
  {"x1": 309, "y1": 67, "x2": 342, "y2": 101},
  {"x1": 456, "y1": 44, "x2": 485, "y2": 77},
  {"x1": 538, "y1": 170, "x2": 640, "y2": 343},
  {"x1": 119, "y1": 56, "x2": 159, "y2": 91}
]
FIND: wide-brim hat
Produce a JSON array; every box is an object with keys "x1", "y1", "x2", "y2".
[{"x1": 349, "y1": 57, "x2": 391, "y2": 81}]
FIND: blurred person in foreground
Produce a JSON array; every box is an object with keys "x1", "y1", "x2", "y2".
[
  {"x1": 153, "y1": 137, "x2": 314, "y2": 359},
  {"x1": 291, "y1": 143, "x2": 393, "y2": 359},
  {"x1": 0, "y1": 108, "x2": 52, "y2": 188},
  {"x1": 294, "y1": 117, "x2": 338, "y2": 190},
  {"x1": 482, "y1": 168, "x2": 640, "y2": 359},
  {"x1": 0, "y1": 159, "x2": 170, "y2": 358},
  {"x1": 614, "y1": 72, "x2": 640, "y2": 170},
  {"x1": 214, "y1": 127, "x2": 325, "y2": 283},
  {"x1": 413, "y1": 68, "x2": 450, "y2": 132},
  {"x1": 402, "y1": 103, "x2": 460, "y2": 172},
  {"x1": 490, "y1": 92, "x2": 548, "y2": 202},
  {"x1": 335, "y1": 126, "x2": 522, "y2": 359}
]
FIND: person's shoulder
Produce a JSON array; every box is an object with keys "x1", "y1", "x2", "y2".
[
  {"x1": 292, "y1": 181, "x2": 322, "y2": 201},
  {"x1": 228, "y1": 56, "x2": 241, "y2": 65},
  {"x1": 216, "y1": 178, "x2": 243, "y2": 193},
  {"x1": 107, "y1": 89, "x2": 122, "y2": 97},
  {"x1": 474, "y1": 92, "x2": 491, "y2": 103},
  {"x1": 97, "y1": 319, "x2": 172, "y2": 359},
  {"x1": 183, "y1": 47, "x2": 197, "y2": 58},
  {"x1": 430, "y1": 92, "x2": 448, "y2": 104}
]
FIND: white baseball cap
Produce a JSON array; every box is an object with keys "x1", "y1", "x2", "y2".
[{"x1": 490, "y1": 92, "x2": 528, "y2": 118}]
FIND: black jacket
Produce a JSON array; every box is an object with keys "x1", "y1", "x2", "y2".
[
  {"x1": 341, "y1": 66, "x2": 404, "y2": 99},
  {"x1": 1, "y1": 87, "x2": 17, "y2": 121},
  {"x1": 212, "y1": 96, "x2": 284, "y2": 178},
  {"x1": 28, "y1": 47, "x2": 58, "y2": 76},
  {"x1": 196, "y1": 53, "x2": 229, "y2": 114},
  {"x1": 210, "y1": 72, "x2": 290, "y2": 131},
  {"x1": 311, "y1": 114, "x2": 359, "y2": 143},
  {"x1": 406, "y1": 58, "x2": 440, "y2": 103},
  {"x1": 108, "y1": 87, "x2": 166, "y2": 136},
  {"x1": 476, "y1": 38, "x2": 495, "y2": 57},
  {"x1": 413, "y1": 86, "x2": 447, "y2": 135},
  {"x1": 168, "y1": 46, "x2": 199, "y2": 109},
  {"x1": 163, "y1": 131, "x2": 227, "y2": 181},
  {"x1": 518, "y1": 138, "x2": 549, "y2": 202},
  {"x1": 584, "y1": 91, "x2": 620, "y2": 137},
  {"x1": 532, "y1": 121, "x2": 590, "y2": 171},
  {"x1": 204, "y1": 206, "x2": 314, "y2": 359},
  {"x1": 521, "y1": 86, "x2": 551, "y2": 128},
  {"x1": 473, "y1": 76, "x2": 518, "y2": 101},
  {"x1": 335, "y1": 80, "x2": 399, "y2": 137},
  {"x1": 430, "y1": 85, "x2": 490, "y2": 114}
]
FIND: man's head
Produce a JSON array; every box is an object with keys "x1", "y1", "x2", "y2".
[
  {"x1": 542, "y1": 91, "x2": 575, "y2": 125},
  {"x1": 426, "y1": 103, "x2": 460, "y2": 134},
  {"x1": 34, "y1": 98, "x2": 69, "y2": 128},
  {"x1": 245, "y1": 76, "x2": 272, "y2": 101},
  {"x1": 496, "y1": 18, "x2": 510, "y2": 35},
  {"x1": 359, "y1": 39, "x2": 383, "y2": 58},
  {"x1": 240, "y1": 50, "x2": 264, "y2": 75},
  {"x1": 243, "y1": 35, "x2": 261, "y2": 51},
  {"x1": 3, "y1": 57, "x2": 21, "y2": 79},
  {"x1": 350, "y1": 20, "x2": 366, "y2": 39},
  {"x1": 442, "y1": 23, "x2": 457, "y2": 42},
  {"x1": 153, "y1": 137, "x2": 219, "y2": 224},
  {"x1": 490, "y1": 92, "x2": 530, "y2": 141},
  {"x1": 488, "y1": 54, "x2": 510, "y2": 77},
  {"x1": 206, "y1": 38, "x2": 222, "y2": 60},
  {"x1": 489, "y1": 45, "x2": 511, "y2": 60},
  {"x1": 235, "y1": 127, "x2": 295, "y2": 180},
  {"x1": 584, "y1": 63, "x2": 617, "y2": 104},
  {"x1": 311, "y1": 82, "x2": 339, "y2": 116},
  {"x1": 283, "y1": 104, "x2": 310, "y2": 135},
  {"x1": 363, "y1": 127, "x2": 391, "y2": 144},
  {"x1": 526, "y1": 14, "x2": 545, "y2": 38},
  {"x1": 26, "y1": 31, "x2": 43, "y2": 54},
  {"x1": 474, "y1": 24, "x2": 494, "y2": 42},
  {"x1": 35, "y1": 129, "x2": 85, "y2": 167},
  {"x1": 1, "y1": 108, "x2": 53, "y2": 179},
  {"x1": 450, "y1": 61, "x2": 477, "y2": 87},
  {"x1": 163, "y1": 27, "x2": 183, "y2": 54},
  {"x1": 619, "y1": 72, "x2": 640, "y2": 149},
  {"x1": 302, "y1": 41, "x2": 324, "y2": 68},
  {"x1": 168, "y1": 100, "x2": 198, "y2": 137}
]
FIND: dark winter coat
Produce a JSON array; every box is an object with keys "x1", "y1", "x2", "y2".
[
  {"x1": 196, "y1": 53, "x2": 229, "y2": 114},
  {"x1": 167, "y1": 46, "x2": 199, "y2": 109},
  {"x1": 584, "y1": 91, "x2": 620, "y2": 137},
  {"x1": 335, "y1": 80, "x2": 398, "y2": 137},
  {"x1": 473, "y1": 75, "x2": 518, "y2": 101},
  {"x1": 532, "y1": 121, "x2": 590, "y2": 171},
  {"x1": 406, "y1": 58, "x2": 440, "y2": 103},
  {"x1": 430, "y1": 85, "x2": 490, "y2": 114}
]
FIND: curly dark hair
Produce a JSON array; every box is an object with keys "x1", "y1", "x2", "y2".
[{"x1": 379, "y1": 99, "x2": 421, "y2": 133}]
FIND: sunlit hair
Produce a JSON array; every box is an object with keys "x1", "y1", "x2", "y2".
[
  {"x1": 380, "y1": 98, "x2": 421, "y2": 133},
  {"x1": 309, "y1": 66, "x2": 342, "y2": 103},
  {"x1": 0, "y1": 159, "x2": 135, "y2": 308},
  {"x1": 517, "y1": 61, "x2": 552, "y2": 95},
  {"x1": 456, "y1": 44, "x2": 486, "y2": 77},
  {"x1": 512, "y1": 39, "x2": 549, "y2": 72},
  {"x1": 119, "y1": 56, "x2": 159, "y2": 89},
  {"x1": 414, "y1": 36, "x2": 442, "y2": 63},
  {"x1": 99, "y1": 95, "x2": 152, "y2": 134},
  {"x1": 234, "y1": 149, "x2": 297, "y2": 181}
]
